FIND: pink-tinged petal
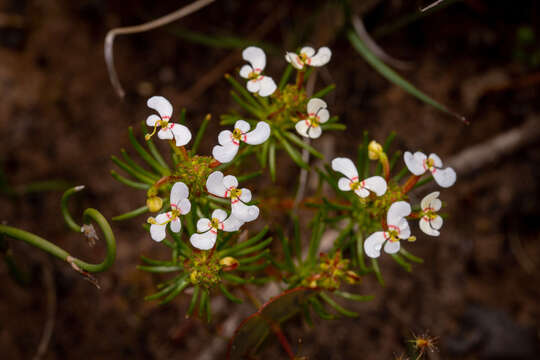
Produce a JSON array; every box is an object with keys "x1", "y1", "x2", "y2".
[
  {"x1": 206, "y1": 171, "x2": 227, "y2": 197},
  {"x1": 146, "y1": 114, "x2": 160, "y2": 126},
  {"x1": 431, "y1": 215, "x2": 443, "y2": 230},
  {"x1": 170, "y1": 218, "x2": 181, "y2": 233},
  {"x1": 432, "y1": 167, "x2": 456, "y2": 188},
  {"x1": 242, "y1": 46, "x2": 266, "y2": 70},
  {"x1": 397, "y1": 218, "x2": 411, "y2": 239},
  {"x1": 234, "y1": 120, "x2": 251, "y2": 133},
  {"x1": 223, "y1": 175, "x2": 238, "y2": 190},
  {"x1": 157, "y1": 128, "x2": 174, "y2": 140},
  {"x1": 354, "y1": 187, "x2": 370, "y2": 198},
  {"x1": 177, "y1": 198, "x2": 191, "y2": 215},
  {"x1": 170, "y1": 182, "x2": 189, "y2": 205},
  {"x1": 404, "y1": 151, "x2": 426, "y2": 175},
  {"x1": 419, "y1": 217, "x2": 439, "y2": 236},
  {"x1": 244, "y1": 121, "x2": 270, "y2": 145},
  {"x1": 309, "y1": 47, "x2": 332, "y2": 67},
  {"x1": 387, "y1": 201, "x2": 411, "y2": 227},
  {"x1": 150, "y1": 223, "x2": 167, "y2": 242},
  {"x1": 246, "y1": 79, "x2": 260, "y2": 93},
  {"x1": 307, "y1": 126, "x2": 322, "y2": 139},
  {"x1": 421, "y1": 191, "x2": 439, "y2": 211},
  {"x1": 155, "y1": 213, "x2": 170, "y2": 224},
  {"x1": 212, "y1": 209, "x2": 228, "y2": 222},
  {"x1": 212, "y1": 143, "x2": 239, "y2": 163},
  {"x1": 300, "y1": 46, "x2": 316, "y2": 57},
  {"x1": 429, "y1": 153, "x2": 443, "y2": 168},
  {"x1": 364, "y1": 231, "x2": 386, "y2": 258},
  {"x1": 295, "y1": 120, "x2": 309, "y2": 138},
  {"x1": 171, "y1": 123, "x2": 192, "y2": 147},
  {"x1": 232, "y1": 202, "x2": 259, "y2": 222},
  {"x1": 337, "y1": 178, "x2": 352, "y2": 191},
  {"x1": 307, "y1": 98, "x2": 326, "y2": 114},
  {"x1": 362, "y1": 176, "x2": 387, "y2": 196},
  {"x1": 258, "y1": 76, "x2": 277, "y2": 97},
  {"x1": 238, "y1": 188, "x2": 252, "y2": 202},
  {"x1": 331, "y1": 157, "x2": 359, "y2": 180},
  {"x1": 239, "y1": 64, "x2": 253, "y2": 79},
  {"x1": 317, "y1": 109, "x2": 330, "y2": 123},
  {"x1": 190, "y1": 232, "x2": 217, "y2": 250},
  {"x1": 384, "y1": 240, "x2": 401, "y2": 255},
  {"x1": 196, "y1": 218, "x2": 211, "y2": 233},
  {"x1": 222, "y1": 214, "x2": 244, "y2": 232},
  {"x1": 218, "y1": 130, "x2": 233, "y2": 146},
  {"x1": 285, "y1": 52, "x2": 304, "y2": 70},
  {"x1": 147, "y1": 96, "x2": 173, "y2": 119}
]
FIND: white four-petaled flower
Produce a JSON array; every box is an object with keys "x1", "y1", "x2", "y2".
[
  {"x1": 150, "y1": 182, "x2": 191, "y2": 242},
  {"x1": 239, "y1": 46, "x2": 277, "y2": 97},
  {"x1": 296, "y1": 98, "x2": 330, "y2": 139},
  {"x1": 146, "y1": 96, "x2": 192, "y2": 147},
  {"x1": 212, "y1": 120, "x2": 271, "y2": 163},
  {"x1": 206, "y1": 171, "x2": 259, "y2": 222},
  {"x1": 189, "y1": 209, "x2": 244, "y2": 250},
  {"x1": 419, "y1": 191, "x2": 444, "y2": 236},
  {"x1": 285, "y1": 46, "x2": 332, "y2": 70},
  {"x1": 331, "y1": 157, "x2": 387, "y2": 198},
  {"x1": 364, "y1": 201, "x2": 412, "y2": 258},
  {"x1": 404, "y1": 151, "x2": 456, "y2": 188}
]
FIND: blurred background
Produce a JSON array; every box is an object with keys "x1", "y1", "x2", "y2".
[{"x1": 1, "y1": 0, "x2": 539, "y2": 359}]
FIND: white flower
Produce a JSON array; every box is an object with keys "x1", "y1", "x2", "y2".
[
  {"x1": 212, "y1": 120, "x2": 271, "y2": 163},
  {"x1": 149, "y1": 182, "x2": 191, "y2": 242},
  {"x1": 239, "y1": 46, "x2": 277, "y2": 97},
  {"x1": 364, "y1": 201, "x2": 412, "y2": 258},
  {"x1": 146, "y1": 96, "x2": 192, "y2": 147},
  {"x1": 331, "y1": 157, "x2": 387, "y2": 198},
  {"x1": 404, "y1": 151, "x2": 456, "y2": 188},
  {"x1": 206, "y1": 171, "x2": 259, "y2": 222},
  {"x1": 285, "y1": 46, "x2": 332, "y2": 70},
  {"x1": 295, "y1": 98, "x2": 330, "y2": 139},
  {"x1": 189, "y1": 209, "x2": 244, "y2": 250},
  {"x1": 419, "y1": 191, "x2": 443, "y2": 236}
]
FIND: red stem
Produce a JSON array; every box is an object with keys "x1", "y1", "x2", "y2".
[
  {"x1": 402, "y1": 174, "x2": 421, "y2": 194},
  {"x1": 271, "y1": 324, "x2": 295, "y2": 360}
]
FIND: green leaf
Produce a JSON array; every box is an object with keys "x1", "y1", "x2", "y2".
[
  {"x1": 220, "y1": 284, "x2": 243, "y2": 304},
  {"x1": 112, "y1": 205, "x2": 149, "y2": 221},
  {"x1": 128, "y1": 127, "x2": 170, "y2": 175},
  {"x1": 312, "y1": 84, "x2": 336, "y2": 98},
  {"x1": 399, "y1": 248, "x2": 424, "y2": 263},
  {"x1": 269, "y1": 140, "x2": 276, "y2": 182},
  {"x1": 278, "y1": 64, "x2": 294, "y2": 89},
  {"x1": 282, "y1": 131, "x2": 324, "y2": 159},
  {"x1": 391, "y1": 253, "x2": 412, "y2": 272},
  {"x1": 111, "y1": 155, "x2": 155, "y2": 184},
  {"x1": 110, "y1": 170, "x2": 150, "y2": 190},
  {"x1": 274, "y1": 131, "x2": 309, "y2": 170},
  {"x1": 136, "y1": 265, "x2": 183, "y2": 273},
  {"x1": 319, "y1": 292, "x2": 359, "y2": 317},
  {"x1": 335, "y1": 291, "x2": 374, "y2": 302},
  {"x1": 371, "y1": 258, "x2": 385, "y2": 286},
  {"x1": 140, "y1": 123, "x2": 170, "y2": 170},
  {"x1": 187, "y1": 287, "x2": 200, "y2": 317},
  {"x1": 225, "y1": 74, "x2": 264, "y2": 110},
  {"x1": 190, "y1": 114, "x2": 211, "y2": 155}
]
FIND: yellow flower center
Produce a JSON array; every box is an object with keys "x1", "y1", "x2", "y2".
[
  {"x1": 307, "y1": 114, "x2": 320, "y2": 127},
  {"x1": 232, "y1": 128, "x2": 243, "y2": 141},
  {"x1": 230, "y1": 188, "x2": 242, "y2": 199},
  {"x1": 210, "y1": 217, "x2": 220, "y2": 229}
]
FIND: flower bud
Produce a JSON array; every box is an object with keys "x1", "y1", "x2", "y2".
[
  {"x1": 345, "y1": 270, "x2": 361, "y2": 284},
  {"x1": 219, "y1": 256, "x2": 239, "y2": 271},
  {"x1": 146, "y1": 196, "x2": 163, "y2": 212},
  {"x1": 190, "y1": 270, "x2": 199, "y2": 284},
  {"x1": 407, "y1": 236, "x2": 417, "y2": 242},
  {"x1": 368, "y1": 140, "x2": 383, "y2": 160},
  {"x1": 146, "y1": 217, "x2": 157, "y2": 225}
]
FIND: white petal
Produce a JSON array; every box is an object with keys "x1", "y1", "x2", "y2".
[
  {"x1": 307, "y1": 98, "x2": 326, "y2": 114},
  {"x1": 212, "y1": 209, "x2": 228, "y2": 222},
  {"x1": 404, "y1": 151, "x2": 426, "y2": 175},
  {"x1": 146, "y1": 114, "x2": 160, "y2": 126},
  {"x1": 170, "y1": 218, "x2": 181, "y2": 233},
  {"x1": 196, "y1": 218, "x2": 211, "y2": 233},
  {"x1": 362, "y1": 176, "x2": 387, "y2": 196},
  {"x1": 232, "y1": 202, "x2": 259, "y2": 222},
  {"x1": 309, "y1": 47, "x2": 332, "y2": 67},
  {"x1": 150, "y1": 224, "x2": 167, "y2": 242},
  {"x1": 429, "y1": 153, "x2": 443, "y2": 168},
  {"x1": 337, "y1": 177, "x2": 352, "y2": 191},
  {"x1": 258, "y1": 76, "x2": 277, "y2": 97},
  {"x1": 190, "y1": 232, "x2": 217, "y2": 250},
  {"x1": 420, "y1": 217, "x2": 439, "y2": 236},
  {"x1": 218, "y1": 130, "x2": 233, "y2": 146},
  {"x1": 244, "y1": 121, "x2": 270, "y2": 145},
  {"x1": 212, "y1": 143, "x2": 239, "y2": 163},
  {"x1": 170, "y1": 182, "x2": 189, "y2": 206},
  {"x1": 431, "y1": 215, "x2": 443, "y2": 230},
  {"x1": 157, "y1": 128, "x2": 174, "y2": 140},
  {"x1": 295, "y1": 120, "x2": 310, "y2": 138},
  {"x1": 307, "y1": 126, "x2": 322, "y2": 139},
  {"x1": 285, "y1": 52, "x2": 304, "y2": 70},
  {"x1": 364, "y1": 232, "x2": 386, "y2": 258},
  {"x1": 222, "y1": 214, "x2": 244, "y2": 232},
  {"x1": 246, "y1": 79, "x2": 260, "y2": 93},
  {"x1": 242, "y1": 46, "x2": 266, "y2": 70},
  {"x1": 234, "y1": 120, "x2": 251, "y2": 133},
  {"x1": 397, "y1": 218, "x2": 411, "y2": 239},
  {"x1": 300, "y1": 47, "x2": 315, "y2": 57},
  {"x1": 239, "y1": 64, "x2": 253, "y2": 79},
  {"x1": 171, "y1": 123, "x2": 192, "y2": 147},
  {"x1": 331, "y1": 157, "x2": 359, "y2": 180},
  {"x1": 432, "y1": 167, "x2": 456, "y2": 188},
  {"x1": 177, "y1": 198, "x2": 191, "y2": 215},
  {"x1": 238, "y1": 188, "x2": 252, "y2": 202},
  {"x1": 317, "y1": 109, "x2": 330, "y2": 123},
  {"x1": 206, "y1": 171, "x2": 227, "y2": 197},
  {"x1": 354, "y1": 187, "x2": 370, "y2": 198},
  {"x1": 147, "y1": 96, "x2": 173, "y2": 119},
  {"x1": 387, "y1": 201, "x2": 411, "y2": 227},
  {"x1": 421, "y1": 191, "x2": 440, "y2": 211},
  {"x1": 384, "y1": 240, "x2": 401, "y2": 254},
  {"x1": 223, "y1": 175, "x2": 239, "y2": 190}
]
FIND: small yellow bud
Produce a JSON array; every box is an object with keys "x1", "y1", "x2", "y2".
[
  {"x1": 190, "y1": 270, "x2": 199, "y2": 284},
  {"x1": 408, "y1": 236, "x2": 417, "y2": 242},
  {"x1": 144, "y1": 134, "x2": 151, "y2": 141},
  {"x1": 219, "y1": 256, "x2": 239, "y2": 269},
  {"x1": 368, "y1": 140, "x2": 383, "y2": 160},
  {"x1": 146, "y1": 217, "x2": 157, "y2": 225},
  {"x1": 345, "y1": 270, "x2": 361, "y2": 284},
  {"x1": 146, "y1": 196, "x2": 163, "y2": 212}
]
